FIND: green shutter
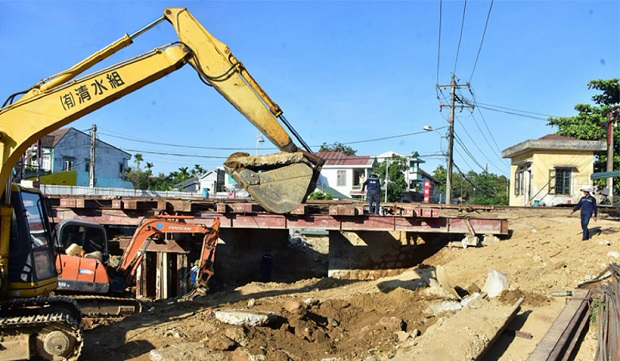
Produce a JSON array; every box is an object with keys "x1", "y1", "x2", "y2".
[{"x1": 548, "y1": 169, "x2": 556, "y2": 195}]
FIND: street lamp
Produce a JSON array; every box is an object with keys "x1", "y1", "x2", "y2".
[
  {"x1": 424, "y1": 125, "x2": 447, "y2": 203},
  {"x1": 256, "y1": 131, "x2": 265, "y2": 156}
]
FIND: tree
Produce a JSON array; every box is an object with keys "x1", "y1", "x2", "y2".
[
  {"x1": 191, "y1": 164, "x2": 205, "y2": 176},
  {"x1": 134, "y1": 153, "x2": 143, "y2": 170},
  {"x1": 308, "y1": 191, "x2": 333, "y2": 200},
  {"x1": 432, "y1": 165, "x2": 508, "y2": 205},
  {"x1": 548, "y1": 79, "x2": 620, "y2": 192},
  {"x1": 374, "y1": 155, "x2": 408, "y2": 202},
  {"x1": 319, "y1": 142, "x2": 357, "y2": 156}
]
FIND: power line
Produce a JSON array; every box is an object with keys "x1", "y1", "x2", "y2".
[
  {"x1": 455, "y1": 117, "x2": 507, "y2": 174},
  {"x1": 122, "y1": 149, "x2": 229, "y2": 159},
  {"x1": 436, "y1": 0, "x2": 443, "y2": 83},
  {"x1": 453, "y1": 0, "x2": 468, "y2": 75},
  {"x1": 473, "y1": 104, "x2": 505, "y2": 156},
  {"x1": 474, "y1": 101, "x2": 558, "y2": 118},
  {"x1": 455, "y1": 89, "x2": 507, "y2": 166},
  {"x1": 469, "y1": 0, "x2": 494, "y2": 82},
  {"x1": 99, "y1": 126, "x2": 448, "y2": 151},
  {"x1": 474, "y1": 105, "x2": 549, "y2": 121},
  {"x1": 454, "y1": 133, "x2": 486, "y2": 172}
]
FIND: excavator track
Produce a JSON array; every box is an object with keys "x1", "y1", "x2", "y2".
[
  {"x1": 0, "y1": 297, "x2": 83, "y2": 361},
  {"x1": 61, "y1": 294, "x2": 143, "y2": 318}
]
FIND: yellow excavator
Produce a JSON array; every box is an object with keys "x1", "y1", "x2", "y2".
[{"x1": 0, "y1": 8, "x2": 322, "y2": 360}]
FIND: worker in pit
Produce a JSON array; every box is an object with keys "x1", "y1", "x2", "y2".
[
  {"x1": 362, "y1": 173, "x2": 382, "y2": 216},
  {"x1": 571, "y1": 186, "x2": 598, "y2": 241}
]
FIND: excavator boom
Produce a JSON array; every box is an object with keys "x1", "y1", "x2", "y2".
[{"x1": 0, "y1": 8, "x2": 322, "y2": 214}]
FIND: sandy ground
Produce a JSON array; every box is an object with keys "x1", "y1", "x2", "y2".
[{"x1": 81, "y1": 213, "x2": 619, "y2": 361}]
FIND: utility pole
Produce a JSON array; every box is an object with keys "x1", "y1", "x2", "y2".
[
  {"x1": 608, "y1": 109, "x2": 619, "y2": 203},
  {"x1": 89, "y1": 124, "x2": 96, "y2": 188},
  {"x1": 437, "y1": 75, "x2": 473, "y2": 204}
]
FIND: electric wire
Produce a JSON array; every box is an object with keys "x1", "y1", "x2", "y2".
[
  {"x1": 475, "y1": 105, "x2": 550, "y2": 121},
  {"x1": 453, "y1": 0, "x2": 468, "y2": 75},
  {"x1": 98, "y1": 126, "x2": 448, "y2": 151},
  {"x1": 455, "y1": 117, "x2": 507, "y2": 174},
  {"x1": 436, "y1": 0, "x2": 443, "y2": 84},
  {"x1": 474, "y1": 101, "x2": 558, "y2": 118},
  {"x1": 454, "y1": 135, "x2": 486, "y2": 172},
  {"x1": 468, "y1": 0, "x2": 494, "y2": 83},
  {"x1": 455, "y1": 88, "x2": 507, "y2": 166}
]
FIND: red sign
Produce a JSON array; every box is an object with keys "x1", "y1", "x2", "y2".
[{"x1": 423, "y1": 180, "x2": 431, "y2": 203}]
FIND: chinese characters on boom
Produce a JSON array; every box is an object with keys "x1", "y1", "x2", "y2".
[{"x1": 60, "y1": 71, "x2": 125, "y2": 110}]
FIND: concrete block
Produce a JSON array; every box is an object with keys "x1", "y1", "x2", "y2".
[
  {"x1": 461, "y1": 235, "x2": 480, "y2": 248},
  {"x1": 481, "y1": 270, "x2": 509, "y2": 298},
  {"x1": 482, "y1": 234, "x2": 500, "y2": 246},
  {"x1": 214, "y1": 310, "x2": 272, "y2": 326}
]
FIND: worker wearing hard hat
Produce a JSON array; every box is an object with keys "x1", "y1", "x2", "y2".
[{"x1": 570, "y1": 186, "x2": 598, "y2": 241}]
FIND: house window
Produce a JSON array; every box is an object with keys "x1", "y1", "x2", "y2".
[
  {"x1": 85, "y1": 158, "x2": 90, "y2": 172},
  {"x1": 119, "y1": 163, "x2": 124, "y2": 176},
  {"x1": 62, "y1": 157, "x2": 74, "y2": 171},
  {"x1": 42, "y1": 154, "x2": 51, "y2": 172},
  {"x1": 553, "y1": 168, "x2": 572, "y2": 195},
  {"x1": 337, "y1": 170, "x2": 346, "y2": 187},
  {"x1": 514, "y1": 167, "x2": 525, "y2": 196}
]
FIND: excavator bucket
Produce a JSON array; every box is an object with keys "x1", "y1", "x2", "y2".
[{"x1": 224, "y1": 152, "x2": 322, "y2": 214}]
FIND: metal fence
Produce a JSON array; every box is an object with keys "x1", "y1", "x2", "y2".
[{"x1": 39, "y1": 185, "x2": 218, "y2": 199}]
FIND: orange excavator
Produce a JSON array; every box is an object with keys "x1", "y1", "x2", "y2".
[{"x1": 54, "y1": 215, "x2": 220, "y2": 317}]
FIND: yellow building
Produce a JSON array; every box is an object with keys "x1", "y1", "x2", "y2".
[{"x1": 502, "y1": 135, "x2": 606, "y2": 206}]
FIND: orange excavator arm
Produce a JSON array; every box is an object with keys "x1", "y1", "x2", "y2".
[{"x1": 118, "y1": 215, "x2": 220, "y2": 293}]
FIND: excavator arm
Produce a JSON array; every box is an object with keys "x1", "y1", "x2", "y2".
[{"x1": 0, "y1": 8, "x2": 322, "y2": 214}]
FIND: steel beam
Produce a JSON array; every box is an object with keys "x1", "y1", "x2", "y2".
[{"x1": 51, "y1": 208, "x2": 508, "y2": 235}]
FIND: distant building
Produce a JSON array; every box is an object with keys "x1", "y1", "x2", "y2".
[
  {"x1": 502, "y1": 134, "x2": 606, "y2": 206},
  {"x1": 316, "y1": 152, "x2": 377, "y2": 199},
  {"x1": 376, "y1": 151, "x2": 441, "y2": 202},
  {"x1": 173, "y1": 169, "x2": 225, "y2": 194},
  {"x1": 25, "y1": 127, "x2": 132, "y2": 188}
]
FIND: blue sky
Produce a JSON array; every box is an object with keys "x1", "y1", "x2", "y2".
[{"x1": 2, "y1": 1, "x2": 618, "y2": 176}]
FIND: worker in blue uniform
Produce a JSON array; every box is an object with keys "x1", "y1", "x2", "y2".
[
  {"x1": 362, "y1": 174, "x2": 382, "y2": 215},
  {"x1": 571, "y1": 187, "x2": 598, "y2": 241}
]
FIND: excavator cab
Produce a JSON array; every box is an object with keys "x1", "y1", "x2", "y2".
[{"x1": 6, "y1": 186, "x2": 58, "y2": 297}]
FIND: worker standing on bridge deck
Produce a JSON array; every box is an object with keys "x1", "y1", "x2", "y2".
[
  {"x1": 362, "y1": 173, "x2": 382, "y2": 216},
  {"x1": 571, "y1": 186, "x2": 598, "y2": 241}
]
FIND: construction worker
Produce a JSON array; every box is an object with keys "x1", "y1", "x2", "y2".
[
  {"x1": 362, "y1": 173, "x2": 382, "y2": 215},
  {"x1": 571, "y1": 186, "x2": 598, "y2": 241}
]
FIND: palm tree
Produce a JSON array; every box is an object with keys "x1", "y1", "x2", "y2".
[{"x1": 134, "y1": 153, "x2": 143, "y2": 170}]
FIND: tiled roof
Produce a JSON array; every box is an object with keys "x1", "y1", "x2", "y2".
[
  {"x1": 539, "y1": 134, "x2": 577, "y2": 141},
  {"x1": 316, "y1": 152, "x2": 374, "y2": 167},
  {"x1": 41, "y1": 128, "x2": 71, "y2": 148}
]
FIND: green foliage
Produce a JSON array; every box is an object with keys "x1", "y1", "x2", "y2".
[
  {"x1": 375, "y1": 155, "x2": 408, "y2": 202},
  {"x1": 319, "y1": 142, "x2": 357, "y2": 156},
  {"x1": 308, "y1": 191, "x2": 333, "y2": 200},
  {"x1": 133, "y1": 153, "x2": 143, "y2": 170},
  {"x1": 432, "y1": 165, "x2": 508, "y2": 205},
  {"x1": 548, "y1": 79, "x2": 620, "y2": 192}
]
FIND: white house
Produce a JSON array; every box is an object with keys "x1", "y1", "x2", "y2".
[
  {"x1": 173, "y1": 169, "x2": 225, "y2": 194},
  {"x1": 316, "y1": 152, "x2": 377, "y2": 199},
  {"x1": 24, "y1": 127, "x2": 132, "y2": 188}
]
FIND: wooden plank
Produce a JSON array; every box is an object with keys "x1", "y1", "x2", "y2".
[
  {"x1": 177, "y1": 254, "x2": 188, "y2": 296},
  {"x1": 527, "y1": 289, "x2": 591, "y2": 361}
]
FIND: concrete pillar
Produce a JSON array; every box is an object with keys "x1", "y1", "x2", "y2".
[{"x1": 328, "y1": 231, "x2": 437, "y2": 279}]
